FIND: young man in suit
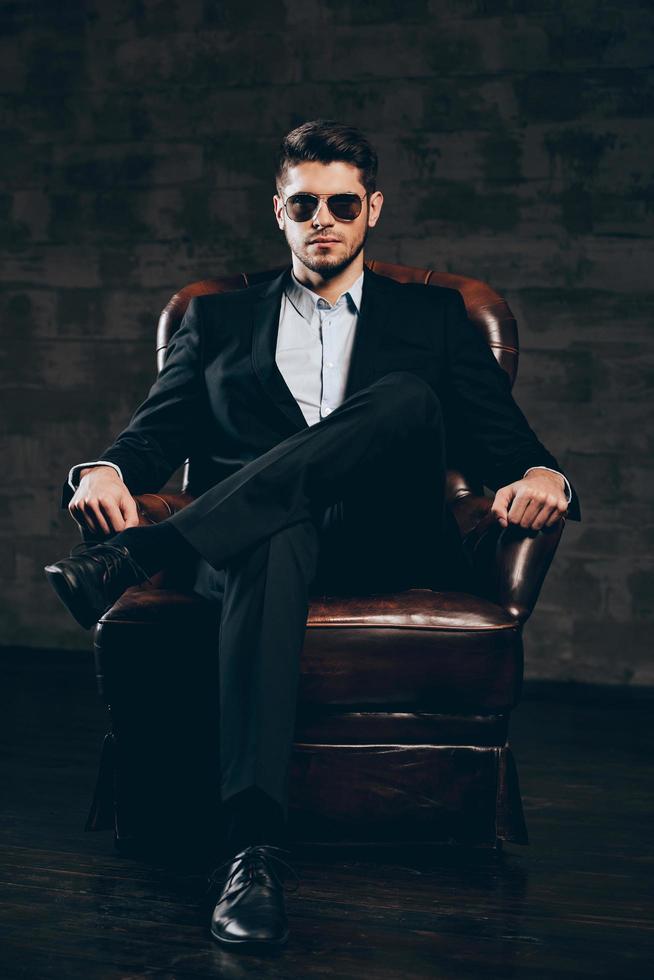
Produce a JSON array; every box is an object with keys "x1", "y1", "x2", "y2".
[{"x1": 45, "y1": 119, "x2": 580, "y2": 952}]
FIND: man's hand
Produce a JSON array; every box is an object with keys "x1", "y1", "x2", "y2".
[
  {"x1": 69, "y1": 466, "x2": 140, "y2": 536},
  {"x1": 491, "y1": 469, "x2": 568, "y2": 530}
]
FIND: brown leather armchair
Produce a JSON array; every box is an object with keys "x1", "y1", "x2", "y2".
[{"x1": 84, "y1": 261, "x2": 565, "y2": 854}]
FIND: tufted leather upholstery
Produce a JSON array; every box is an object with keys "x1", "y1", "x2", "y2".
[{"x1": 85, "y1": 261, "x2": 566, "y2": 851}]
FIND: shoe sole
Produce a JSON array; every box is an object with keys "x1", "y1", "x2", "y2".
[
  {"x1": 210, "y1": 925, "x2": 289, "y2": 952},
  {"x1": 44, "y1": 564, "x2": 103, "y2": 630}
]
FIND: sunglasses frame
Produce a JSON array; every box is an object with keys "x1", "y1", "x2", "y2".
[{"x1": 283, "y1": 191, "x2": 368, "y2": 223}]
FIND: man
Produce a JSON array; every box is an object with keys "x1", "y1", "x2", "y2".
[{"x1": 45, "y1": 119, "x2": 580, "y2": 952}]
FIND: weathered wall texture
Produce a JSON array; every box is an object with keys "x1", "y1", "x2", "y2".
[{"x1": 2, "y1": 1, "x2": 652, "y2": 681}]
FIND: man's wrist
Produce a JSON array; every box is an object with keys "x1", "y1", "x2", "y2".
[
  {"x1": 523, "y1": 466, "x2": 572, "y2": 503},
  {"x1": 68, "y1": 460, "x2": 124, "y2": 491},
  {"x1": 79, "y1": 465, "x2": 117, "y2": 479}
]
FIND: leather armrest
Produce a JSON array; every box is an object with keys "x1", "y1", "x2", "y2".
[
  {"x1": 134, "y1": 491, "x2": 196, "y2": 524},
  {"x1": 449, "y1": 492, "x2": 565, "y2": 623},
  {"x1": 449, "y1": 492, "x2": 496, "y2": 540},
  {"x1": 492, "y1": 518, "x2": 565, "y2": 623}
]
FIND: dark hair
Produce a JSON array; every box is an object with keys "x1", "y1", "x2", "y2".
[{"x1": 275, "y1": 119, "x2": 378, "y2": 195}]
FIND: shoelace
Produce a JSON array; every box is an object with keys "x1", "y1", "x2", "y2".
[
  {"x1": 70, "y1": 542, "x2": 153, "y2": 588},
  {"x1": 206, "y1": 844, "x2": 300, "y2": 898}
]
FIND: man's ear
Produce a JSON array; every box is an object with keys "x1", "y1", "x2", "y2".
[
  {"x1": 273, "y1": 193, "x2": 285, "y2": 231},
  {"x1": 367, "y1": 190, "x2": 384, "y2": 228}
]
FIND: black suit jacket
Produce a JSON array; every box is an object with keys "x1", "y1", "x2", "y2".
[{"x1": 62, "y1": 266, "x2": 581, "y2": 522}]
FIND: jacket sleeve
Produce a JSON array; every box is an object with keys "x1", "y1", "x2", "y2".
[
  {"x1": 61, "y1": 297, "x2": 206, "y2": 507},
  {"x1": 442, "y1": 288, "x2": 580, "y2": 519}
]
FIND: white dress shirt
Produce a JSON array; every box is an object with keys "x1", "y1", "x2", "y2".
[
  {"x1": 68, "y1": 272, "x2": 571, "y2": 503},
  {"x1": 275, "y1": 269, "x2": 363, "y2": 425}
]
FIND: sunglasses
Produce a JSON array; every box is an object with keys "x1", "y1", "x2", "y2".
[{"x1": 283, "y1": 192, "x2": 367, "y2": 223}]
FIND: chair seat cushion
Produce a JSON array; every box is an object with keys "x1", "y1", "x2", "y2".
[
  {"x1": 308, "y1": 589, "x2": 516, "y2": 631},
  {"x1": 96, "y1": 587, "x2": 522, "y2": 713},
  {"x1": 303, "y1": 589, "x2": 522, "y2": 712}
]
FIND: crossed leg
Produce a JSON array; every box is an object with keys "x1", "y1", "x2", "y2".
[
  {"x1": 167, "y1": 371, "x2": 449, "y2": 573},
  {"x1": 170, "y1": 372, "x2": 474, "y2": 845}
]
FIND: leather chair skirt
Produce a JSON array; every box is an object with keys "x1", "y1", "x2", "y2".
[{"x1": 85, "y1": 585, "x2": 528, "y2": 849}]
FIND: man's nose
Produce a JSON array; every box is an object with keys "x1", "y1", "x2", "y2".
[{"x1": 311, "y1": 200, "x2": 334, "y2": 227}]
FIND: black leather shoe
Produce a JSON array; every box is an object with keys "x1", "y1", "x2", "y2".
[
  {"x1": 44, "y1": 542, "x2": 150, "y2": 629},
  {"x1": 207, "y1": 844, "x2": 299, "y2": 951}
]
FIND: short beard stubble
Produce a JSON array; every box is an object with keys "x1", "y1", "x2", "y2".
[{"x1": 287, "y1": 216, "x2": 369, "y2": 280}]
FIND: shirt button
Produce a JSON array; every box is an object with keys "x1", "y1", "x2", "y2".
[{"x1": 326, "y1": 362, "x2": 334, "y2": 368}]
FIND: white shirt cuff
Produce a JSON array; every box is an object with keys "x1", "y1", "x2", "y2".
[
  {"x1": 523, "y1": 466, "x2": 572, "y2": 503},
  {"x1": 68, "y1": 460, "x2": 124, "y2": 492}
]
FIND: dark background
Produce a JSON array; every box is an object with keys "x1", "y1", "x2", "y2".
[{"x1": 2, "y1": 0, "x2": 651, "y2": 680}]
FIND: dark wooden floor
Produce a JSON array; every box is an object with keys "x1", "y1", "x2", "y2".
[{"x1": 1, "y1": 648, "x2": 653, "y2": 979}]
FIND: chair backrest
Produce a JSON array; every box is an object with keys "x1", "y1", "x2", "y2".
[{"x1": 156, "y1": 260, "x2": 519, "y2": 502}]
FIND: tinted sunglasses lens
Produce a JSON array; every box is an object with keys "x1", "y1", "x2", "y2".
[
  {"x1": 286, "y1": 194, "x2": 319, "y2": 221},
  {"x1": 285, "y1": 193, "x2": 363, "y2": 221},
  {"x1": 328, "y1": 194, "x2": 362, "y2": 220}
]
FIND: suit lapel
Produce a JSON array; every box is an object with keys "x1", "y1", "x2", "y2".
[
  {"x1": 251, "y1": 266, "x2": 310, "y2": 433},
  {"x1": 343, "y1": 265, "x2": 390, "y2": 399},
  {"x1": 251, "y1": 263, "x2": 393, "y2": 432}
]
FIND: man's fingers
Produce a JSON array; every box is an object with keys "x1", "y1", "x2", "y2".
[
  {"x1": 99, "y1": 498, "x2": 127, "y2": 534},
  {"x1": 70, "y1": 499, "x2": 98, "y2": 534},
  {"x1": 119, "y1": 493, "x2": 140, "y2": 529},
  {"x1": 85, "y1": 500, "x2": 112, "y2": 536},
  {"x1": 510, "y1": 495, "x2": 542, "y2": 528},
  {"x1": 73, "y1": 500, "x2": 105, "y2": 536},
  {"x1": 69, "y1": 502, "x2": 95, "y2": 534},
  {"x1": 491, "y1": 486, "x2": 514, "y2": 526},
  {"x1": 505, "y1": 489, "x2": 533, "y2": 526},
  {"x1": 530, "y1": 498, "x2": 559, "y2": 531},
  {"x1": 494, "y1": 477, "x2": 568, "y2": 532},
  {"x1": 513, "y1": 493, "x2": 564, "y2": 530},
  {"x1": 545, "y1": 511, "x2": 562, "y2": 527},
  {"x1": 544, "y1": 499, "x2": 567, "y2": 527}
]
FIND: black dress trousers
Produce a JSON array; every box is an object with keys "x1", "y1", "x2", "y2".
[{"x1": 167, "y1": 371, "x2": 475, "y2": 816}]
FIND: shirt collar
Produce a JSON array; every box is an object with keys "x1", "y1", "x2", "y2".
[{"x1": 285, "y1": 269, "x2": 364, "y2": 324}]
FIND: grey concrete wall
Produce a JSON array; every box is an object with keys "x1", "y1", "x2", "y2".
[{"x1": 2, "y1": 0, "x2": 652, "y2": 682}]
